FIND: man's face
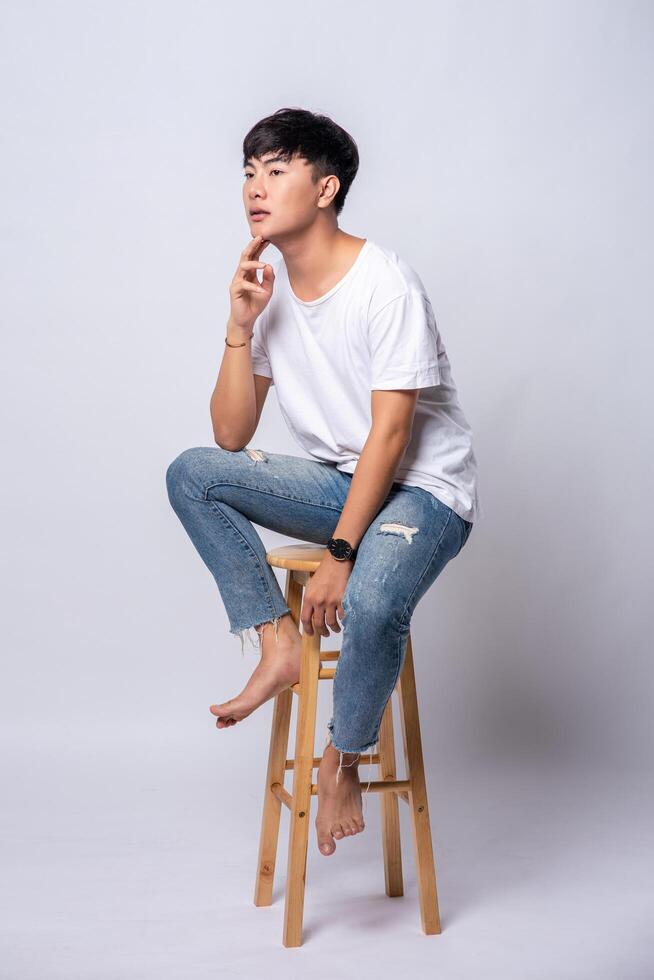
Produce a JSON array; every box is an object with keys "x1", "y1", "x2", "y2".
[{"x1": 242, "y1": 152, "x2": 330, "y2": 238}]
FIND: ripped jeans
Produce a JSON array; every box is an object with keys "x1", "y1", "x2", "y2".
[{"x1": 165, "y1": 445, "x2": 473, "y2": 764}]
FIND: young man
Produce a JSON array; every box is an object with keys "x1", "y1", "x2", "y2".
[{"x1": 166, "y1": 107, "x2": 479, "y2": 858}]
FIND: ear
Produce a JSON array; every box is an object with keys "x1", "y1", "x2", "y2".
[{"x1": 318, "y1": 174, "x2": 340, "y2": 209}]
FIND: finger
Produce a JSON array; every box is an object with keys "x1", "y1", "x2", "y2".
[
  {"x1": 234, "y1": 280, "x2": 266, "y2": 295},
  {"x1": 260, "y1": 263, "x2": 275, "y2": 289},
  {"x1": 252, "y1": 241, "x2": 269, "y2": 264},
  {"x1": 240, "y1": 244, "x2": 266, "y2": 276},
  {"x1": 243, "y1": 235, "x2": 264, "y2": 255},
  {"x1": 301, "y1": 603, "x2": 314, "y2": 635},
  {"x1": 238, "y1": 237, "x2": 265, "y2": 272},
  {"x1": 326, "y1": 611, "x2": 341, "y2": 633},
  {"x1": 240, "y1": 260, "x2": 268, "y2": 271},
  {"x1": 325, "y1": 604, "x2": 341, "y2": 633},
  {"x1": 246, "y1": 235, "x2": 269, "y2": 259},
  {"x1": 239, "y1": 259, "x2": 270, "y2": 286},
  {"x1": 313, "y1": 610, "x2": 329, "y2": 638}
]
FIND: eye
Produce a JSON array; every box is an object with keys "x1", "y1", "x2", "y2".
[{"x1": 243, "y1": 169, "x2": 283, "y2": 179}]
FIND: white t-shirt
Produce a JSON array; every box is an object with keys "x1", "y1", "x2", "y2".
[{"x1": 250, "y1": 239, "x2": 480, "y2": 524}]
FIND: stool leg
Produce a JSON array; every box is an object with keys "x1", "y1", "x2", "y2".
[
  {"x1": 378, "y1": 695, "x2": 404, "y2": 897},
  {"x1": 283, "y1": 618, "x2": 321, "y2": 948},
  {"x1": 396, "y1": 633, "x2": 441, "y2": 935},
  {"x1": 253, "y1": 571, "x2": 301, "y2": 907}
]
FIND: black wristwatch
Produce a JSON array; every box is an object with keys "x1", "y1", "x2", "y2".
[{"x1": 327, "y1": 537, "x2": 358, "y2": 562}]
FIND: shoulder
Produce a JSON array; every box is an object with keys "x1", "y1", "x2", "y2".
[{"x1": 361, "y1": 241, "x2": 430, "y2": 319}]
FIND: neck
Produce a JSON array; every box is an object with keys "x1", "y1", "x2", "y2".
[{"x1": 274, "y1": 226, "x2": 367, "y2": 301}]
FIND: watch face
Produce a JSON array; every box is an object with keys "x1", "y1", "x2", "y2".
[{"x1": 330, "y1": 538, "x2": 352, "y2": 560}]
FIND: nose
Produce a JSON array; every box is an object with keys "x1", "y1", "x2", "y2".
[{"x1": 246, "y1": 176, "x2": 264, "y2": 197}]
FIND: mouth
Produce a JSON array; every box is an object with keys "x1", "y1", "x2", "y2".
[{"x1": 249, "y1": 210, "x2": 270, "y2": 220}]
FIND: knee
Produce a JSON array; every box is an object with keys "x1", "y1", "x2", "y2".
[
  {"x1": 165, "y1": 446, "x2": 210, "y2": 508},
  {"x1": 342, "y1": 589, "x2": 407, "y2": 637}
]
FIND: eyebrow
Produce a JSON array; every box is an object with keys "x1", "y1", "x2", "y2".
[{"x1": 243, "y1": 156, "x2": 288, "y2": 170}]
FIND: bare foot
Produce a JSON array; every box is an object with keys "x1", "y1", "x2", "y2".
[
  {"x1": 210, "y1": 615, "x2": 301, "y2": 728},
  {"x1": 315, "y1": 741, "x2": 366, "y2": 856}
]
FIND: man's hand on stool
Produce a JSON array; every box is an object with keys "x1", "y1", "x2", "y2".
[{"x1": 301, "y1": 555, "x2": 352, "y2": 637}]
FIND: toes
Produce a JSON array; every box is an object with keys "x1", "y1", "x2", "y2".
[
  {"x1": 215, "y1": 716, "x2": 236, "y2": 728},
  {"x1": 210, "y1": 699, "x2": 236, "y2": 717},
  {"x1": 332, "y1": 824, "x2": 345, "y2": 839},
  {"x1": 211, "y1": 700, "x2": 240, "y2": 726},
  {"x1": 341, "y1": 820, "x2": 355, "y2": 836},
  {"x1": 316, "y1": 829, "x2": 336, "y2": 856}
]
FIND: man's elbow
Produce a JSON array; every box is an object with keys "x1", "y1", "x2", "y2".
[
  {"x1": 370, "y1": 425, "x2": 413, "y2": 450},
  {"x1": 213, "y1": 430, "x2": 247, "y2": 452}
]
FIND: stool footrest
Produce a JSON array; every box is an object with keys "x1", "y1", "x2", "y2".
[
  {"x1": 289, "y1": 667, "x2": 334, "y2": 693},
  {"x1": 270, "y1": 778, "x2": 411, "y2": 808},
  {"x1": 269, "y1": 781, "x2": 293, "y2": 809},
  {"x1": 310, "y1": 778, "x2": 410, "y2": 796},
  {"x1": 284, "y1": 753, "x2": 381, "y2": 769}
]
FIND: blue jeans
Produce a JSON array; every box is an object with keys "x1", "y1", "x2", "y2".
[{"x1": 165, "y1": 446, "x2": 472, "y2": 758}]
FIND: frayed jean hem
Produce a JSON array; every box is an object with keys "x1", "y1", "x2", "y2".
[
  {"x1": 230, "y1": 609, "x2": 291, "y2": 657},
  {"x1": 323, "y1": 726, "x2": 377, "y2": 794},
  {"x1": 325, "y1": 717, "x2": 378, "y2": 756}
]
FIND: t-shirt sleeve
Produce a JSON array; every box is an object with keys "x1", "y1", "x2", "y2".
[
  {"x1": 250, "y1": 310, "x2": 274, "y2": 385},
  {"x1": 367, "y1": 289, "x2": 441, "y2": 390}
]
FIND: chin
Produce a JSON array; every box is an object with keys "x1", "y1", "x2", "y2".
[{"x1": 255, "y1": 226, "x2": 280, "y2": 243}]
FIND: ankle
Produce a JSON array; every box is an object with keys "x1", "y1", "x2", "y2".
[
  {"x1": 275, "y1": 612, "x2": 302, "y2": 645},
  {"x1": 255, "y1": 614, "x2": 302, "y2": 658},
  {"x1": 254, "y1": 613, "x2": 296, "y2": 640},
  {"x1": 323, "y1": 742, "x2": 360, "y2": 767}
]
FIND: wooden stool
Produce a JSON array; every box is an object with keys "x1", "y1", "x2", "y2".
[{"x1": 253, "y1": 543, "x2": 441, "y2": 947}]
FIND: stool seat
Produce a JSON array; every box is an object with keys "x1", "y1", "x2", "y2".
[
  {"x1": 253, "y1": 541, "x2": 441, "y2": 946},
  {"x1": 264, "y1": 542, "x2": 328, "y2": 572}
]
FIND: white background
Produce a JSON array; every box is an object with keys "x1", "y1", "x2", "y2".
[{"x1": 1, "y1": 1, "x2": 652, "y2": 976}]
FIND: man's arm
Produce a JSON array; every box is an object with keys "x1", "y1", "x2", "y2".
[
  {"x1": 301, "y1": 388, "x2": 420, "y2": 635},
  {"x1": 327, "y1": 389, "x2": 420, "y2": 555}
]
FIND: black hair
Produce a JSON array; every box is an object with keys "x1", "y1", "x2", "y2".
[{"x1": 242, "y1": 107, "x2": 359, "y2": 217}]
